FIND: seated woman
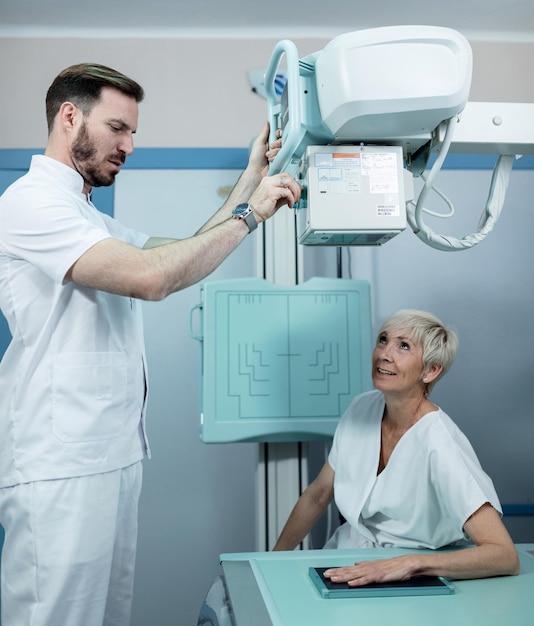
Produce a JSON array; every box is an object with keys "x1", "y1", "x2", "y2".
[{"x1": 273, "y1": 309, "x2": 519, "y2": 585}]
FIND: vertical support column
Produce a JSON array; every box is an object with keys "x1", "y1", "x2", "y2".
[{"x1": 254, "y1": 207, "x2": 309, "y2": 551}]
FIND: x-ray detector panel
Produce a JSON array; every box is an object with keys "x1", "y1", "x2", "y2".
[{"x1": 189, "y1": 277, "x2": 372, "y2": 443}]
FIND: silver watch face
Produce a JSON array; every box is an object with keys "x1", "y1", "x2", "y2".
[
  {"x1": 232, "y1": 203, "x2": 257, "y2": 231},
  {"x1": 233, "y1": 203, "x2": 250, "y2": 217}
]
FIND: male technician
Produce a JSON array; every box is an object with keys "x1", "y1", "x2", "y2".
[{"x1": 0, "y1": 62, "x2": 299, "y2": 625}]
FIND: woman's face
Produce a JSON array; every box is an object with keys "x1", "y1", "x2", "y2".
[{"x1": 372, "y1": 327, "x2": 426, "y2": 395}]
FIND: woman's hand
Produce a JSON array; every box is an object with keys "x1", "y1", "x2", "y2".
[{"x1": 323, "y1": 555, "x2": 417, "y2": 587}]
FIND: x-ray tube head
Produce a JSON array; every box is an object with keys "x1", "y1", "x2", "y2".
[
  {"x1": 263, "y1": 25, "x2": 531, "y2": 251},
  {"x1": 313, "y1": 26, "x2": 472, "y2": 149}
]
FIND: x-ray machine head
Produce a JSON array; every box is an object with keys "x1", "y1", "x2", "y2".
[{"x1": 263, "y1": 25, "x2": 534, "y2": 252}]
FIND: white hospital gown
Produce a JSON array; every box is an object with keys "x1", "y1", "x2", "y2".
[{"x1": 326, "y1": 390, "x2": 502, "y2": 550}]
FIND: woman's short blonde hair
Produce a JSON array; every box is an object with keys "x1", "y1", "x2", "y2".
[{"x1": 378, "y1": 309, "x2": 459, "y2": 394}]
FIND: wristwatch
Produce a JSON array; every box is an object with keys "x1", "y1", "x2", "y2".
[{"x1": 232, "y1": 203, "x2": 258, "y2": 233}]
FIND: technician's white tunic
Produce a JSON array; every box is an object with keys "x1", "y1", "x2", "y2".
[
  {"x1": 0, "y1": 155, "x2": 151, "y2": 488},
  {"x1": 327, "y1": 390, "x2": 502, "y2": 550}
]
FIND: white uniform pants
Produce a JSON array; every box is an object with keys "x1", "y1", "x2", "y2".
[{"x1": 0, "y1": 462, "x2": 142, "y2": 626}]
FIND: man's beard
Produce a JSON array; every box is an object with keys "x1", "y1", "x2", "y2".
[{"x1": 72, "y1": 122, "x2": 124, "y2": 189}]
